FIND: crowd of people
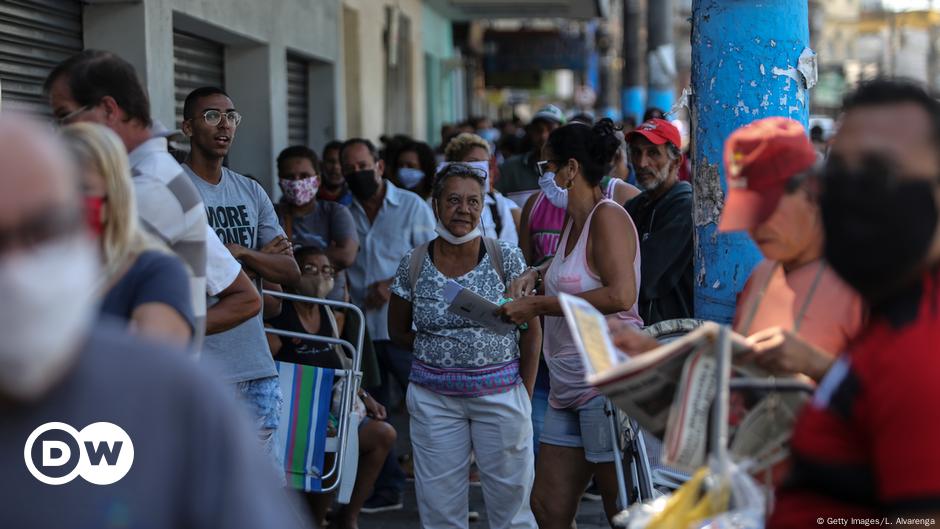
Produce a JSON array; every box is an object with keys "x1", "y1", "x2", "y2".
[{"x1": 2, "y1": 45, "x2": 940, "y2": 529}]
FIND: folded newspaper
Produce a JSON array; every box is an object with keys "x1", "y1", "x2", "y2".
[{"x1": 558, "y1": 293, "x2": 807, "y2": 473}]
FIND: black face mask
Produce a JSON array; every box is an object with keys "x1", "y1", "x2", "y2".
[
  {"x1": 821, "y1": 155, "x2": 939, "y2": 303},
  {"x1": 345, "y1": 169, "x2": 380, "y2": 201}
]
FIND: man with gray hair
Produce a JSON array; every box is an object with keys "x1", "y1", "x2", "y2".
[{"x1": 624, "y1": 118, "x2": 694, "y2": 325}]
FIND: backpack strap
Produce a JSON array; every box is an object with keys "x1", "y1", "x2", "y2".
[
  {"x1": 487, "y1": 192, "x2": 503, "y2": 237},
  {"x1": 482, "y1": 237, "x2": 505, "y2": 286},
  {"x1": 408, "y1": 241, "x2": 431, "y2": 293}
]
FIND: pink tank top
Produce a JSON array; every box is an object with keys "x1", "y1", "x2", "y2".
[
  {"x1": 528, "y1": 179, "x2": 619, "y2": 266},
  {"x1": 543, "y1": 198, "x2": 643, "y2": 410}
]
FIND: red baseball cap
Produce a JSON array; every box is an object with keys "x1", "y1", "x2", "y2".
[
  {"x1": 626, "y1": 118, "x2": 681, "y2": 149},
  {"x1": 718, "y1": 117, "x2": 818, "y2": 232}
]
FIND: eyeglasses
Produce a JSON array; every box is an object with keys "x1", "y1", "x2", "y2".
[
  {"x1": 536, "y1": 160, "x2": 563, "y2": 176},
  {"x1": 56, "y1": 105, "x2": 92, "y2": 126},
  {"x1": 437, "y1": 163, "x2": 486, "y2": 180},
  {"x1": 302, "y1": 263, "x2": 335, "y2": 277},
  {"x1": 198, "y1": 109, "x2": 242, "y2": 127}
]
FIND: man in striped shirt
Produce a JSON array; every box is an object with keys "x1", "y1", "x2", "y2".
[{"x1": 45, "y1": 50, "x2": 260, "y2": 349}]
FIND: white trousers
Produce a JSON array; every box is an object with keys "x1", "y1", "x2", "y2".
[{"x1": 407, "y1": 383, "x2": 537, "y2": 529}]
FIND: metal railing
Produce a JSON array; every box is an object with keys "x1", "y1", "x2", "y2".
[{"x1": 263, "y1": 290, "x2": 365, "y2": 493}]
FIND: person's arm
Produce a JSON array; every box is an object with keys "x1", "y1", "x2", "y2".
[
  {"x1": 264, "y1": 323, "x2": 283, "y2": 357},
  {"x1": 636, "y1": 188, "x2": 693, "y2": 301},
  {"x1": 365, "y1": 277, "x2": 395, "y2": 310},
  {"x1": 326, "y1": 238, "x2": 358, "y2": 270},
  {"x1": 206, "y1": 270, "x2": 262, "y2": 335},
  {"x1": 327, "y1": 204, "x2": 360, "y2": 270},
  {"x1": 229, "y1": 242, "x2": 301, "y2": 287},
  {"x1": 261, "y1": 281, "x2": 282, "y2": 320},
  {"x1": 131, "y1": 303, "x2": 192, "y2": 347},
  {"x1": 510, "y1": 207, "x2": 522, "y2": 235},
  {"x1": 239, "y1": 182, "x2": 302, "y2": 287},
  {"x1": 613, "y1": 179, "x2": 642, "y2": 204},
  {"x1": 500, "y1": 203, "x2": 639, "y2": 323},
  {"x1": 387, "y1": 294, "x2": 415, "y2": 349},
  {"x1": 518, "y1": 317, "x2": 541, "y2": 397},
  {"x1": 744, "y1": 327, "x2": 835, "y2": 381},
  {"x1": 518, "y1": 192, "x2": 539, "y2": 265}
]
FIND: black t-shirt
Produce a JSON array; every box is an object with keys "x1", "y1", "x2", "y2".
[
  {"x1": 100, "y1": 250, "x2": 195, "y2": 333},
  {"x1": 267, "y1": 301, "x2": 346, "y2": 369},
  {"x1": 0, "y1": 323, "x2": 311, "y2": 529}
]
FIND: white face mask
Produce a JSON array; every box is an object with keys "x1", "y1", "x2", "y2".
[
  {"x1": 539, "y1": 171, "x2": 568, "y2": 209},
  {"x1": 434, "y1": 219, "x2": 482, "y2": 245},
  {"x1": 0, "y1": 235, "x2": 99, "y2": 400}
]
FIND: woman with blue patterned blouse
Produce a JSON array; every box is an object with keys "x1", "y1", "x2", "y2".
[{"x1": 388, "y1": 163, "x2": 541, "y2": 529}]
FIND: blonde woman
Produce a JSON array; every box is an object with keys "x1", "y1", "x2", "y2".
[{"x1": 62, "y1": 123, "x2": 194, "y2": 346}]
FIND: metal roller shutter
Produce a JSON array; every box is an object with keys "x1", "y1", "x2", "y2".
[
  {"x1": 286, "y1": 54, "x2": 309, "y2": 147},
  {"x1": 173, "y1": 30, "x2": 224, "y2": 129},
  {"x1": 0, "y1": 0, "x2": 82, "y2": 116}
]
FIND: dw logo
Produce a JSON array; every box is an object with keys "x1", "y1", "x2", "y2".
[{"x1": 23, "y1": 422, "x2": 134, "y2": 485}]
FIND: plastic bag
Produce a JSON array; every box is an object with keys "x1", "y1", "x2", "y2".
[{"x1": 615, "y1": 460, "x2": 765, "y2": 529}]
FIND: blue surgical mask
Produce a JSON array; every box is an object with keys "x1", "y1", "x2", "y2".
[
  {"x1": 480, "y1": 128, "x2": 500, "y2": 144},
  {"x1": 538, "y1": 171, "x2": 568, "y2": 209},
  {"x1": 397, "y1": 167, "x2": 425, "y2": 189}
]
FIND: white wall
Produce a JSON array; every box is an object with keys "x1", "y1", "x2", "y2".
[
  {"x1": 83, "y1": 0, "x2": 342, "y2": 193},
  {"x1": 341, "y1": 0, "x2": 426, "y2": 144}
]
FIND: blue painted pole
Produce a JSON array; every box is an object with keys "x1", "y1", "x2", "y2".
[
  {"x1": 621, "y1": 0, "x2": 645, "y2": 123},
  {"x1": 621, "y1": 87, "x2": 646, "y2": 124},
  {"x1": 691, "y1": 0, "x2": 811, "y2": 323}
]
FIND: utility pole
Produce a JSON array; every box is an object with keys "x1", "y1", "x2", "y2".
[
  {"x1": 622, "y1": 0, "x2": 645, "y2": 123},
  {"x1": 691, "y1": 0, "x2": 811, "y2": 323},
  {"x1": 647, "y1": 0, "x2": 675, "y2": 112}
]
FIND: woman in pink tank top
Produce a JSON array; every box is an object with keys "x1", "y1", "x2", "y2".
[
  {"x1": 499, "y1": 119, "x2": 643, "y2": 528},
  {"x1": 522, "y1": 176, "x2": 639, "y2": 266}
]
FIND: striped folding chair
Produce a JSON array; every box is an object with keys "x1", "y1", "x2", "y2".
[
  {"x1": 276, "y1": 362, "x2": 335, "y2": 492},
  {"x1": 265, "y1": 292, "x2": 364, "y2": 500}
]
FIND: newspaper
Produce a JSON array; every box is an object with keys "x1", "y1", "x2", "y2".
[
  {"x1": 559, "y1": 295, "x2": 807, "y2": 472},
  {"x1": 443, "y1": 280, "x2": 516, "y2": 334}
]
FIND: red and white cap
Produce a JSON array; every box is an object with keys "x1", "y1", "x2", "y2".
[{"x1": 718, "y1": 117, "x2": 818, "y2": 232}]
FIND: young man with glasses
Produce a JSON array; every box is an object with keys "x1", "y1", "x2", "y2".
[{"x1": 182, "y1": 86, "x2": 301, "y2": 464}]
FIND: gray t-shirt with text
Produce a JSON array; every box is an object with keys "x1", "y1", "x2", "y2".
[{"x1": 185, "y1": 164, "x2": 284, "y2": 383}]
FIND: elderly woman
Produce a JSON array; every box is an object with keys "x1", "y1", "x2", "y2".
[
  {"x1": 444, "y1": 132, "x2": 520, "y2": 244},
  {"x1": 388, "y1": 163, "x2": 541, "y2": 529}
]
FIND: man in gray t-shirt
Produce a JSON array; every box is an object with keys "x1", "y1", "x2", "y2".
[{"x1": 181, "y1": 86, "x2": 300, "y2": 458}]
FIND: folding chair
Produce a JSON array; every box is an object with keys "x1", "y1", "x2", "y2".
[{"x1": 263, "y1": 291, "x2": 364, "y2": 501}]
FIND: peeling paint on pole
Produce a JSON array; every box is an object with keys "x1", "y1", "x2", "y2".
[{"x1": 691, "y1": 0, "x2": 810, "y2": 323}]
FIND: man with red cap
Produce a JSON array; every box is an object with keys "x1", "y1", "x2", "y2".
[
  {"x1": 721, "y1": 116, "x2": 864, "y2": 379},
  {"x1": 624, "y1": 118, "x2": 694, "y2": 324}
]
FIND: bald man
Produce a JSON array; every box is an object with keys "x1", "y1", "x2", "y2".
[{"x1": 0, "y1": 118, "x2": 310, "y2": 528}]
